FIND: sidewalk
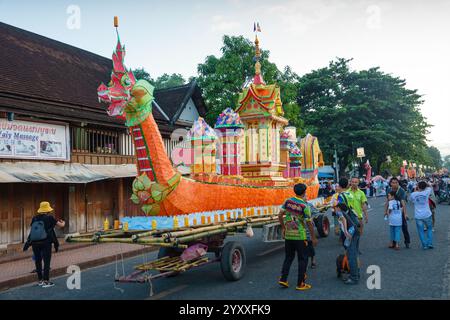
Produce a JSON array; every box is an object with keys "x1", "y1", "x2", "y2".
[{"x1": 0, "y1": 242, "x2": 156, "y2": 292}]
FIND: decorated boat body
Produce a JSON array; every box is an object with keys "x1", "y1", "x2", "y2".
[{"x1": 97, "y1": 24, "x2": 324, "y2": 217}]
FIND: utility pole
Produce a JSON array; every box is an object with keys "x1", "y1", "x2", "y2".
[{"x1": 334, "y1": 148, "x2": 339, "y2": 182}]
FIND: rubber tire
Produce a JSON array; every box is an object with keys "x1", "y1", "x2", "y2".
[
  {"x1": 220, "y1": 241, "x2": 246, "y2": 281},
  {"x1": 157, "y1": 247, "x2": 183, "y2": 277},
  {"x1": 314, "y1": 214, "x2": 330, "y2": 238}
]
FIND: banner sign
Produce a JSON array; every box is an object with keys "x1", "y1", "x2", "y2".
[{"x1": 0, "y1": 119, "x2": 70, "y2": 161}]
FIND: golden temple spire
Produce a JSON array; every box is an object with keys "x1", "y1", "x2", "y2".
[{"x1": 253, "y1": 32, "x2": 265, "y2": 85}]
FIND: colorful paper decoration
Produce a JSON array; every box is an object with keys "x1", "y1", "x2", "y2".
[{"x1": 215, "y1": 108, "x2": 244, "y2": 176}]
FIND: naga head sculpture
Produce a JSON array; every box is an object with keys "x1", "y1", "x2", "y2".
[{"x1": 97, "y1": 30, "x2": 154, "y2": 127}]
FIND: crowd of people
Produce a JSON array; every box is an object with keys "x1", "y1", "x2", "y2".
[
  {"x1": 278, "y1": 173, "x2": 447, "y2": 290},
  {"x1": 319, "y1": 175, "x2": 450, "y2": 200}
]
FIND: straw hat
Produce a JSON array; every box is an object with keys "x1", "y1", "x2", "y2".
[{"x1": 37, "y1": 201, "x2": 53, "y2": 213}]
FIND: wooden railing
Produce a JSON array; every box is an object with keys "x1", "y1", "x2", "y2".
[{"x1": 70, "y1": 127, "x2": 136, "y2": 165}]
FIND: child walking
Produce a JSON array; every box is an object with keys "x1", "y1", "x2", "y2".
[{"x1": 386, "y1": 191, "x2": 403, "y2": 250}]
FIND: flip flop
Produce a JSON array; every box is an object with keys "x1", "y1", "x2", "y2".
[{"x1": 296, "y1": 283, "x2": 312, "y2": 291}]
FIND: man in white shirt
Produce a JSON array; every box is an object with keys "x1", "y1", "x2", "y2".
[{"x1": 410, "y1": 181, "x2": 434, "y2": 249}]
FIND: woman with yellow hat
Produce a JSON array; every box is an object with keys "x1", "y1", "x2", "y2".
[{"x1": 23, "y1": 201, "x2": 65, "y2": 288}]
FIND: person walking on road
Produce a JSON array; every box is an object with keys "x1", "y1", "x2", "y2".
[
  {"x1": 387, "y1": 191, "x2": 403, "y2": 250},
  {"x1": 349, "y1": 177, "x2": 369, "y2": 235},
  {"x1": 410, "y1": 181, "x2": 434, "y2": 249},
  {"x1": 429, "y1": 190, "x2": 437, "y2": 232},
  {"x1": 385, "y1": 177, "x2": 411, "y2": 248},
  {"x1": 23, "y1": 201, "x2": 65, "y2": 288},
  {"x1": 278, "y1": 183, "x2": 318, "y2": 291}
]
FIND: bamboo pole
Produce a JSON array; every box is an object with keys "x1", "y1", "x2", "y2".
[
  {"x1": 66, "y1": 237, "x2": 96, "y2": 243},
  {"x1": 96, "y1": 232, "x2": 126, "y2": 238},
  {"x1": 96, "y1": 238, "x2": 136, "y2": 244},
  {"x1": 132, "y1": 230, "x2": 162, "y2": 240},
  {"x1": 175, "y1": 228, "x2": 228, "y2": 244},
  {"x1": 137, "y1": 242, "x2": 188, "y2": 249},
  {"x1": 162, "y1": 221, "x2": 246, "y2": 239},
  {"x1": 132, "y1": 225, "x2": 196, "y2": 240},
  {"x1": 66, "y1": 216, "x2": 278, "y2": 244},
  {"x1": 67, "y1": 230, "x2": 115, "y2": 239}
]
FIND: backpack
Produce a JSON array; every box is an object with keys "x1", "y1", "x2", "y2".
[
  {"x1": 29, "y1": 220, "x2": 48, "y2": 243},
  {"x1": 339, "y1": 193, "x2": 361, "y2": 229},
  {"x1": 336, "y1": 254, "x2": 350, "y2": 278}
]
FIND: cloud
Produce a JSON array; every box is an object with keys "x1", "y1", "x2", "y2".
[
  {"x1": 434, "y1": 142, "x2": 450, "y2": 157},
  {"x1": 210, "y1": 15, "x2": 241, "y2": 32},
  {"x1": 260, "y1": 0, "x2": 345, "y2": 34},
  {"x1": 366, "y1": 4, "x2": 382, "y2": 30}
]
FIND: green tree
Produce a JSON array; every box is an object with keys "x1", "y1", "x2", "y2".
[
  {"x1": 132, "y1": 69, "x2": 186, "y2": 89},
  {"x1": 296, "y1": 58, "x2": 430, "y2": 176},
  {"x1": 425, "y1": 146, "x2": 443, "y2": 169},
  {"x1": 154, "y1": 73, "x2": 186, "y2": 89},
  {"x1": 132, "y1": 68, "x2": 154, "y2": 84},
  {"x1": 197, "y1": 35, "x2": 299, "y2": 125},
  {"x1": 443, "y1": 155, "x2": 450, "y2": 170}
]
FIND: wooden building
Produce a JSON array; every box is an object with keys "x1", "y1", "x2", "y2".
[{"x1": 0, "y1": 22, "x2": 206, "y2": 247}]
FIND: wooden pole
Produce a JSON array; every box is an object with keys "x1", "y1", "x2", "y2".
[{"x1": 118, "y1": 178, "x2": 125, "y2": 219}]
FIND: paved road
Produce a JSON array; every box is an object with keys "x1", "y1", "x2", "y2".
[{"x1": 1, "y1": 197, "x2": 449, "y2": 300}]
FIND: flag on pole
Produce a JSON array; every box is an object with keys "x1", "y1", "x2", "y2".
[
  {"x1": 253, "y1": 22, "x2": 256, "y2": 32},
  {"x1": 257, "y1": 22, "x2": 261, "y2": 32}
]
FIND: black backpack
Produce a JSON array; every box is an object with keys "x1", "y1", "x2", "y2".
[
  {"x1": 339, "y1": 193, "x2": 361, "y2": 229},
  {"x1": 29, "y1": 220, "x2": 48, "y2": 243}
]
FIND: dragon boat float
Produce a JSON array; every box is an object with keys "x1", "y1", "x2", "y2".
[{"x1": 67, "y1": 18, "x2": 331, "y2": 283}]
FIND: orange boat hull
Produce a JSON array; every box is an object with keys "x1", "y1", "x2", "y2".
[{"x1": 158, "y1": 177, "x2": 320, "y2": 216}]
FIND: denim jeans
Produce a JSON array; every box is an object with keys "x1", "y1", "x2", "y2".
[
  {"x1": 415, "y1": 216, "x2": 433, "y2": 248},
  {"x1": 402, "y1": 215, "x2": 411, "y2": 245},
  {"x1": 346, "y1": 233, "x2": 360, "y2": 281},
  {"x1": 390, "y1": 225, "x2": 401, "y2": 243}
]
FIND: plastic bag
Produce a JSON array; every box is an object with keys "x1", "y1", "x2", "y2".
[
  {"x1": 246, "y1": 225, "x2": 254, "y2": 238},
  {"x1": 181, "y1": 243, "x2": 208, "y2": 261}
]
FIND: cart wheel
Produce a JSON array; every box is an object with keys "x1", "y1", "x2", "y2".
[
  {"x1": 157, "y1": 247, "x2": 183, "y2": 277},
  {"x1": 220, "y1": 241, "x2": 246, "y2": 281},
  {"x1": 314, "y1": 214, "x2": 330, "y2": 238}
]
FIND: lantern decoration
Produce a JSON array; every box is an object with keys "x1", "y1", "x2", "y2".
[
  {"x1": 215, "y1": 108, "x2": 244, "y2": 176},
  {"x1": 288, "y1": 142, "x2": 302, "y2": 177},
  {"x1": 188, "y1": 117, "x2": 217, "y2": 174}
]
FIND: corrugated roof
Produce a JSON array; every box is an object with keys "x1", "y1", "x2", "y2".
[
  {"x1": 0, "y1": 162, "x2": 137, "y2": 183},
  {"x1": 0, "y1": 22, "x2": 206, "y2": 129}
]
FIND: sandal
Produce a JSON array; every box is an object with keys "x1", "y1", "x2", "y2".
[{"x1": 296, "y1": 283, "x2": 312, "y2": 291}]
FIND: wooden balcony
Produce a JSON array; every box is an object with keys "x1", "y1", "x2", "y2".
[
  {"x1": 70, "y1": 151, "x2": 136, "y2": 165},
  {"x1": 70, "y1": 126, "x2": 136, "y2": 165}
]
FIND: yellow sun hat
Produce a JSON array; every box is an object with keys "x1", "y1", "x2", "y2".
[{"x1": 37, "y1": 201, "x2": 53, "y2": 213}]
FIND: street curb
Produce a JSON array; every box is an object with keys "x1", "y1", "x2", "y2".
[
  {"x1": 0, "y1": 243, "x2": 94, "y2": 266},
  {"x1": 0, "y1": 246, "x2": 157, "y2": 292}
]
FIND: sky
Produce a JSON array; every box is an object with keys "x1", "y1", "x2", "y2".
[{"x1": 1, "y1": 0, "x2": 449, "y2": 157}]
